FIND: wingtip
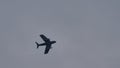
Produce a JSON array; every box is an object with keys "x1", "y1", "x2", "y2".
[
  {"x1": 44, "y1": 52, "x2": 48, "y2": 54},
  {"x1": 39, "y1": 34, "x2": 43, "y2": 37},
  {"x1": 44, "y1": 51, "x2": 49, "y2": 54}
]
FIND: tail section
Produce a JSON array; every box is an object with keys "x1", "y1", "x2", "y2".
[
  {"x1": 35, "y1": 42, "x2": 39, "y2": 49},
  {"x1": 35, "y1": 42, "x2": 46, "y2": 49}
]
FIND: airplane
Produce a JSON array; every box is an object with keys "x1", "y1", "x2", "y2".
[{"x1": 35, "y1": 34, "x2": 56, "y2": 54}]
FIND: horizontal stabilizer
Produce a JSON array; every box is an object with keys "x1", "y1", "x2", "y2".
[{"x1": 35, "y1": 42, "x2": 39, "y2": 49}]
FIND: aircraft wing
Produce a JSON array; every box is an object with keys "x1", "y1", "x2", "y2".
[
  {"x1": 40, "y1": 34, "x2": 49, "y2": 42},
  {"x1": 44, "y1": 46, "x2": 50, "y2": 54}
]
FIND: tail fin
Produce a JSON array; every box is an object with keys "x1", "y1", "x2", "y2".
[{"x1": 35, "y1": 42, "x2": 39, "y2": 49}]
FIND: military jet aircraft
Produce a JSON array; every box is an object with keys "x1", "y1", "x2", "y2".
[{"x1": 35, "y1": 34, "x2": 56, "y2": 54}]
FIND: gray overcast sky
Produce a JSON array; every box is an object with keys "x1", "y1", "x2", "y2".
[{"x1": 0, "y1": 0, "x2": 120, "y2": 68}]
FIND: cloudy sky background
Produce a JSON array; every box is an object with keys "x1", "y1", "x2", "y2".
[{"x1": 0, "y1": 0, "x2": 120, "y2": 68}]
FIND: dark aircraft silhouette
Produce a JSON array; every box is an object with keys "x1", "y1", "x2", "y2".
[{"x1": 35, "y1": 34, "x2": 56, "y2": 54}]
